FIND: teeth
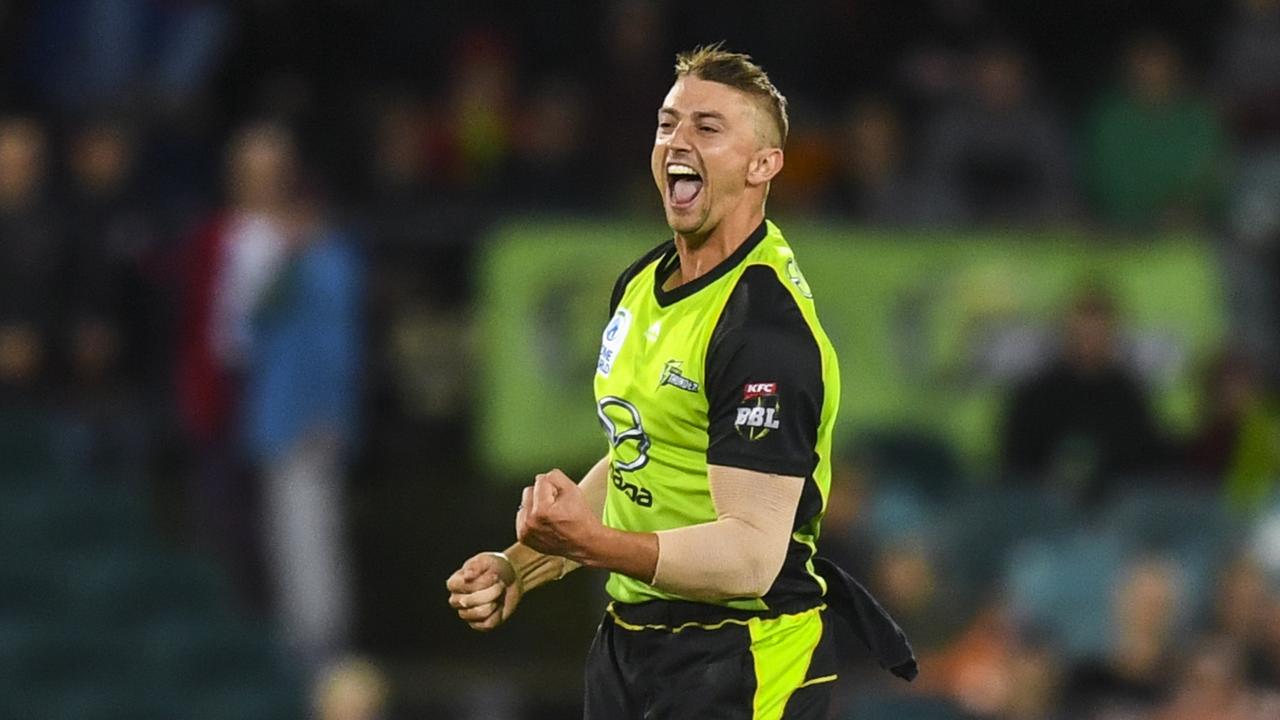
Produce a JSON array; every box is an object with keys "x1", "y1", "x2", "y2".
[{"x1": 667, "y1": 164, "x2": 699, "y2": 176}]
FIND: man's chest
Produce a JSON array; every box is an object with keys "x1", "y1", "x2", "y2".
[{"x1": 594, "y1": 300, "x2": 718, "y2": 457}]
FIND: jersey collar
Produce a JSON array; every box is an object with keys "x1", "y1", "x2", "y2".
[{"x1": 652, "y1": 220, "x2": 768, "y2": 308}]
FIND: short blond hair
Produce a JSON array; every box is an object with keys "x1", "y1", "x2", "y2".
[{"x1": 674, "y1": 44, "x2": 789, "y2": 148}]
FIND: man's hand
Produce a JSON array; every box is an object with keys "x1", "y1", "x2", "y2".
[
  {"x1": 446, "y1": 552, "x2": 521, "y2": 632},
  {"x1": 516, "y1": 469, "x2": 602, "y2": 563}
]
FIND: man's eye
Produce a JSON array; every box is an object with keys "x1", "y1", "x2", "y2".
[
  {"x1": 699, "y1": 126, "x2": 718, "y2": 133},
  {"x1": 658, "y1": 121, "x2": 673, "y2": 130}
]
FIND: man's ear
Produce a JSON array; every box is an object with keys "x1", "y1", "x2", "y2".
[{"x1": 747, "y1": 147, "x2": 784, "y2": 187}]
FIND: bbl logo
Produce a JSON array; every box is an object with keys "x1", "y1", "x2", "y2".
[
  {"x1": 596, "y1": 395, "x2": 653, "y2": 507},
  {"x1": 734, "y1": 382, "x2": 781, "y2": 441}
]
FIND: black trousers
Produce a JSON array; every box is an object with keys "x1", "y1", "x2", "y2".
[{"x1": 583, "y1": 603, "x2": 836, "y2": 720}]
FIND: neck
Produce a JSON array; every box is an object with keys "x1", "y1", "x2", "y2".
[{"x1": 671, "y1": 204, "x2": 765, "y2": 287}]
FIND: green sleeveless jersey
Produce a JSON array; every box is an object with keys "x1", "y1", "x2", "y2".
[{"x1": 593, "y1": 220, "x2": 840, "y2": 612}]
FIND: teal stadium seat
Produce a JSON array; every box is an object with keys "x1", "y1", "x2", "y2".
[
  {"x1": 1102, "y1": 485, "x2": 1242, "y2": 622},
  {"x1": 856, "y1": 429, "x2": 963, "y2": 501},
  {"x1": 0, "y1": 453, "x2": 306, "y2": 718},
  {"x1": 935, "y1": 487, "x2": 1078, "y2": 609},
  {"x1": 0, "y1": 407, "x2": 59, "y2": 480},
  {"x1": 3, "y1": 483, "x2": 148, "y2": 553},
  {"x1": 1005, "y1": 530, "x2": 1126, "y2": 660},
  {"x1": 59, "y1": 547, "x2": 230, "y2": 626}
]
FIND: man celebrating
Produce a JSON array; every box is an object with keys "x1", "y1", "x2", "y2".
[{"x1": 447, "y1": 45, "x2": 914, "y2": 719}]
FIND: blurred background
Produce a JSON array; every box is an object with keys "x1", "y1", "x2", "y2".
[{"x1": 1, "y1": 0, "x2": 1279, "y2": 718}]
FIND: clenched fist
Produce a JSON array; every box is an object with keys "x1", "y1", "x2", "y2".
[
  {"x1": 446, "y1": 552, "x2": 521, "y2": 632},
  {"x1": 515, "y1": 469, "x2": 602, "y2": 561}
]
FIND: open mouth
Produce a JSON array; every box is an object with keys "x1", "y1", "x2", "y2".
[{"x1": 666, "y1": 163, "x2": 703, "y2": 208}]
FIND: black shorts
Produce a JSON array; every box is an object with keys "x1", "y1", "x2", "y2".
[{"x1": 583, "y1": 601, "x2": 837, "y2": 720}]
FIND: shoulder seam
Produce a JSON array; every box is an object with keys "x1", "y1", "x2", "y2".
[{"x1": 704, "y1": 263, "x2": 817, "y2": 384}]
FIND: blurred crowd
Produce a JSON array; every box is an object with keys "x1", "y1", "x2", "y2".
[
  {"x1": 821, "y1": 282, "x2": 1280, "y2": 719},
  {"x1": 1, "y1": 0, "x2": 1279, "y2": 718}
]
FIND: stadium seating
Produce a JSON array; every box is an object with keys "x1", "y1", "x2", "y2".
[{"x1": 0, "y1": 415, "x2": 305, "y2": 719}]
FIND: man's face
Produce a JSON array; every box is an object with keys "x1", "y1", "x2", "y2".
[
  {"x1": 229, "y1": 128, "x2": 296, "y2": 209},
  {"x1": 651, "y1": 76, "x2": 770, "y2": 237},
  {"x1": 1065, "y1": 306, "x2": 1116, "y2": 372}
]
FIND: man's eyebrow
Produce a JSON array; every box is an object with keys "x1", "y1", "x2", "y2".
[{"x1": 657, "y1": 108, "x2": 728, "y2": 122}]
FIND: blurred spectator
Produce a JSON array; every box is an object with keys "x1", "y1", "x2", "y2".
[
  {"x1": 365, "y1": 92, "x2": 434, "y2": 208},
  {"x1": 178, "y1": 122, "x2": 298, "y2": 445},
  {"x1": 593, "y1": 0, "x2": 671, "y2": 210},
  {"x1": 1184, "y1": 351, "x2": 1261, "y2": 481},
  {"x1": 1212, "y1": 554, "x2": 1280, "y2": 688},
  {"x1": 56, "y1": 119, "x2": 156, "y2": 485},
  {"x1": 19, "y1": 0, "x2": 229, "y2": 119},
  {"x1": 0, "y1": 116, "x2": 61, "y2": 399},
  {"x1": 764, "y1": 113, "x2": 839, "y2": 216},
  {"x1": 1001, "y1": 632, "x2": 1066, "y2": 720},
  {"x1": 870, "y1": 542, "x2": 959, "y2": 653},
  {"x1": 504, "y1": 77, "x2": 599, "y2": 211},
  {"x1": 930, "y1": 612, "x2": 1066, "y2": 720},
  {"x1": 1215, "y1": 0, "x2": 1280, "y2": 381},
  {"x1": 818, "y1": 454, "x2": 878, "y2": 585},
  {"x1": 1214, "y1": 0, "x2": 1280, "y2": 149},
  {"x1": 1065, "y1": 556, "x2": 1186, "y2": 717},
  {"x1": 1220, "y1": 153, "x2": 1280, "y2": 377},
  {"x1": 824, "y1": 97, "x2": 920, "y2": 224},
  {"x1": 1225, "y1": 399, "x2": 1280, "y2": 514},
  {"x1": 315, "y1": 657, "x2": 389, "y2": 720},
  {"x1": 447, "y1": 29, "x2": 516, "y2": 193},
  {"x1": 1001, "y1": 286, "x2": 1168, "y2": 505},
  {"x1": 360, "y1": 91, "x2": 448, "y2": 245},
  {"x1": 926, "y1": 601, "x2": 1020, "y2": 717},
  {"x1": 176, "y1": 121, "x2": 295, "y2": 609},
  {"x1": 917, "y1": 41, "x2": 1075, "y2": 226},
  {"x1": 1084, "y1": 33, "x2": 1227, "y2": 228},
  {"x1": 61, "y1": 118, "x2": 162, "y2": 383},
  {"x1": 243, "y1": 185, "x2": 363, "y2": 672},
  {"x1": 178, "y1": 120, "x2": 361, "y2": 671},
  {"x1": 1153, "y1": 637, "x2": 1258, "y2": 720}
]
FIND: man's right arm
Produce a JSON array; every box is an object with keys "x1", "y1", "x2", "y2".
[
  {"x1": 499, "y1": 454, "x2": 609, "y2": 590},
  {"x1": 446, "y1": 455, "x2": 610, "y2": 631}
]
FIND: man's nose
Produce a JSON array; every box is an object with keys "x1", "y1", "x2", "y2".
[{"x1": 668, "y1": 120, "x2": 695, "y2": 151}]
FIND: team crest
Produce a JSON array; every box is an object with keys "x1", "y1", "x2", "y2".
[
  {"x1": 735, "y1": 382, "x2": 781, "y2": 440},
  {"x1": 658, "y1": 360, "x2": 699, "y2": 393}
]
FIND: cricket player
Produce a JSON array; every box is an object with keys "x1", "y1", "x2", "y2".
[{"x1": 448, "y1": 45, "x2": 914, "y2": 719}]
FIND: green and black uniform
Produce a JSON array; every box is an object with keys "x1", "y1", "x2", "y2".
[{"x1": 587, "y1": 220, "x2": 840, "y2": 719}]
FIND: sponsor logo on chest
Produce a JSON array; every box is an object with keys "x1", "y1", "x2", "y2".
[{"x1": 597, "y1": 308, "x2": 632, "y2": 377}]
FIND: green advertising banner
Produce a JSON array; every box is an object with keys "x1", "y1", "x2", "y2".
[{"x1": 477, "y1": 220, "x2": 1226, "y2": 479}]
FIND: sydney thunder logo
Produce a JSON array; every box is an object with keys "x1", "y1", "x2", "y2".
[{"x1": 658, "y1": 360, "x2": 700, "y2": 393}]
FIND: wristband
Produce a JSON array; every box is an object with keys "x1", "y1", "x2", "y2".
[
  {"x1": 485, "y1": 550, "x2": 513, "y2": 565},
  {"x1": 484, "y1": 551, "x2": 522, "y2": 593}
]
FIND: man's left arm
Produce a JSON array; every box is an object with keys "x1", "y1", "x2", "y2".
[{"x1": 518, "y1": 464, "x2": 802, "y2": 601}]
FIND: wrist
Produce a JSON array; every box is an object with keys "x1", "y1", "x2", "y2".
[
  {"x1": 577, "y1": 526, "x2": 658, "y2": 582},
  {"x1": 572, "y1": 522, "x2": 615, "y2": 569}
]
